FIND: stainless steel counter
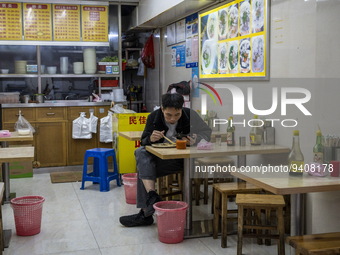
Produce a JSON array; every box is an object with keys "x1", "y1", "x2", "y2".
[{"x1": 1, "y1": 101, "x2": 116, "y2": 108}]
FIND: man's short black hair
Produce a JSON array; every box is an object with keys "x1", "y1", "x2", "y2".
[{"x1": 161, "y1": 93, "x2": 184, "y2": 110}]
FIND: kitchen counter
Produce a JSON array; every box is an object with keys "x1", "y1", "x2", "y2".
[{"x1": 1, "y1": 101, "x2": 116, "y2": 108}]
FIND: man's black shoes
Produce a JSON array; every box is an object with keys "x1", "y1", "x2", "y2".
[{"x1": 119, "y1": 209, "x2": 154, "y2": 227}]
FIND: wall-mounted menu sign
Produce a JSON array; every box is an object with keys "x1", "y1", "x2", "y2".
[
  {"x1": 199, "y1": 0, "x2": 269, "y2": 80},
  {"x1": 23, "y1": 3, "x2": 52, "y2": 41},
  {"x1": 81, "y1": 5, "x2": 108, "y2": 42},
  {"x1": 0, "y1": 2, "x2": 22, "y2": 40},
  {"x1": 53, "y1": 4, "x2": 81, "y2": 41},
  {"x1": 0, "y1": 2, "x2": 108, "y2": 43}
]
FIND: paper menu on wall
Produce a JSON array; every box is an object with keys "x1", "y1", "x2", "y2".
[
  {"x1": 23, "y1": 3, "x2": 52, "y2": 41},
  {"x1": 81, "y1": 5, "x2": 108, "y2": 42},
  {"x1": 0, "y1": 2, "x2": 22, "y2": 40},
  {"x1": 53, "y1": 4, "x2": 81, "y2": 41}
]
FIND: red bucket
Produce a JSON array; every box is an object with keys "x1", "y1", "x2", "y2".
[
  {"x1": 122, "y1": 173, "x2": 138, "y2": 204},
  {"x1": 10, "y1": 196, "x2": 45, "y2": 236},
  {"x1": 153, "y1": 201, "x2": 188, "y2": 244}
]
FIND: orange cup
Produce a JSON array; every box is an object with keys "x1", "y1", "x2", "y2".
[{"x1": 176, "y1": 140, "x2": 187, "y2": 149}]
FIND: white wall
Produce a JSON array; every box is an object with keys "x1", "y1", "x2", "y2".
[
  {"x1": 137, "y1": 0, "x2": 184, "y2": 25},
  {"x1": 159, "y1": 0, "x2": 340, "y2": 234}
]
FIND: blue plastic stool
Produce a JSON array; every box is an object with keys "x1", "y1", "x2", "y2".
[{"x1": 80, "y1": 148, "x2": 121, "y2": 192}]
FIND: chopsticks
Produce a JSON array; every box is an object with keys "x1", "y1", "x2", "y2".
[{"x1": 163, "y1": 135, "x2": 176, "y2": 144}]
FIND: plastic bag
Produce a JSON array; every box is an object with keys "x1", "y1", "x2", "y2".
[
  {"x1": 141, "y1": 34, "x2": 155, "y2": 69},
  {"x1": 137, "y1": 57, "x2": 145, "y2": 76},
  {"x1": 100, "y1": 111, "x2": 113, "y2": 143},
  {"x1": 89, "y1": 111, "x2": 98, "y2": 133},
  {"x1": 14, "y1": 110, "x2": 35, "y2": 134},
  {"x1": 72, "y1": 112, "x2": 92, "y2": 139},
  {"x1": 111, "y1": 104, "x2": 135, "y2": 113}
]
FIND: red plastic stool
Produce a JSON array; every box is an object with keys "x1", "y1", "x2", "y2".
[{"x1": 80, "y1": 148, "x2": 121, "y2": 192}]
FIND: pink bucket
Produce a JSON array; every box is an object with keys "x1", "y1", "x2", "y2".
[
  {"x1": 153, "y1": 201, "x2": 188, "y2": 244},
  {"x1": 122, "y1": 173, "x2": 138, "y2": 204}
]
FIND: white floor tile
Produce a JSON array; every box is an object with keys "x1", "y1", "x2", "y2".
[{"x1": 2, "y1": 170, "x2": 292, "y2": 255}]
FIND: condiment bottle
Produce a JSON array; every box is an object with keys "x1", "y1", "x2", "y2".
[
  {"x1": 313, "y1": 130, "x2": 324, "y2": 164},
  {"x1": 226, "y1": 116, "x2": 235, "y2": 146},
  {"x1": 249, "y1": 115, "x2": 263, "y2": 145},
  {"x1": 289, "y1": 130, "x2": 304, "y2": 176}
]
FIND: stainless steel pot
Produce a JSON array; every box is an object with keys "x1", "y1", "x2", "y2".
[{"x1": 34, "y1": 94, "x2": 45, "y2": 103}]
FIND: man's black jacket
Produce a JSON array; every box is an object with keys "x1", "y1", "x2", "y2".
[{"x1": 141, "y1": 107, "x2": 212, "y2": 146}]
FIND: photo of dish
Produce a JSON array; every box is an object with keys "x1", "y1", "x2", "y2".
[
  {"x1": 201, "y1": 39, "x2": 217, "y2": 74},
  {"x1": 151, "y1": 143, "x2": 176, "y2": 148},
  {"x1": 227, "y1": 40, "x2": 239, "y2": 73},
  {"x1": 218, "y1": 42, "x2": 228, "y2": 74},
  {"x1": 239, "y1": 1, "x2": 251, "y2": 36},
  {"x1": 252, "y1": 0, "x2": 264, "y2": 33},
  {"x1": 239, "y1": 38, "x2": 251, "y2": 73},
  {"x1": 206, "y1": 12, "x2": 218, "y2": 40},
  {"x1": 218, "y1": 8, "x2": 228, "y2": 40},
  {"x1": 252, "y1": 35, "x2": 264, "y2": 72},
  {"x1": 228, "y1": 5, "x2": 239, "y2": 38}
]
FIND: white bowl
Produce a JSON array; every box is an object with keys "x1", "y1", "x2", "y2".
[
  {"x1": 1, "y1": 69, "x2": 9, "y2": 74},
  {"x1": 17, "y1": 128, "x2": 31, "y2": 136},
  {"x1": 47, "y1": 66, "x2": 57, "y2": 74}
]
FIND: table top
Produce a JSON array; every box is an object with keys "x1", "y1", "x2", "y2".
[
  {"x1": 0, "y1": 146, "x2": 34, "y2": 162},
  {"x1": 231, "y1": 170, "x2": 340, "y2": 195},
  {"x1": 145, "y1": 144, "x2": 290, "y2": 160},
  {"x1": 118, "y1": 131, "x2": 142, "y2": 141},
  {"x1": 0, "y1": 131, "x2": 33, "y2": 142}
]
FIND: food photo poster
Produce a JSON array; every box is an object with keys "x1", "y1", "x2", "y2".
[{"x1": 199, "y1": 0, "x2": 268, "y2": 80}]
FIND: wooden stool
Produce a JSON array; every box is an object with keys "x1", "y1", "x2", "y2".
[
  {"x1": 156, "y1": 172, "x2": 183, "y2": 201},
  {"x1": 286, "y1": 232, "x2": 340, "y2": 255},
  {"x1": 195, "y1": 157, "x2": 235, "y2": 205},
  {"x1": 213, "y1": 182, "x2": 262, "y2": 248},
  {"x1": 236, "y1": 194, "x2": 286, "y2": 255}
]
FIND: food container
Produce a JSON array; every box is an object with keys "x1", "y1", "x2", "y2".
[
  {"x1": 26, "y1": 65, "x2": 38, "y2": 73},
  {"x1": 0, "y1": 92, "x2": 20, "y2": 104},
  {"x1": 17, "y1": 129, "x2": 31, "y2": 136}
]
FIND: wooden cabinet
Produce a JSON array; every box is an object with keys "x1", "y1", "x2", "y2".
[
  {"x1": 2, "y1": 108, "x2": 35, "y2": 123},
  {"x1": 35, "y1": 122, "x2": 67, "y2": 167},
  {"x1": 2, "y1": 104, "x2": 112, "y2": 167},
  {"x1": 67, "y1": 106, "x2": 97, "y2": 165}
]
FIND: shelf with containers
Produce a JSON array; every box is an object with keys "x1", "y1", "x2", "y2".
[
  {"x1": 0, "y1": 2, "x2": 123, "y2": 101},
  {"x1": 122, "y1": 47, "x2": 145, "y2": 112}
]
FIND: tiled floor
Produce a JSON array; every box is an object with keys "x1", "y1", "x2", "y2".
[{"x1": 3, "y1": 169, "x2": 291, "y2": 255}]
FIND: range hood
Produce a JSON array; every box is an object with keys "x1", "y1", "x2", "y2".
[{"x1": 129, "y1": 0, "x2": 219, "y2": 30}]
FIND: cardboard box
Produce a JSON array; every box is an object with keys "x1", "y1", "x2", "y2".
[
  {"x1": 6, "y1": 144, "x2": 34, "y2": 178},
  {"x1": 10, "y1": 161, "x2": 33, "y2": 178}
]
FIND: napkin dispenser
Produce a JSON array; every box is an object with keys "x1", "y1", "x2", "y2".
[{"x1": 0, "y1": 130, "x2": 11, "y2": 137}]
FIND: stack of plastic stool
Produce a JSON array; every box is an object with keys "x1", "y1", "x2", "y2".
[{"x1": 80, "y1": 148, "x2": 121, "y2": 192}]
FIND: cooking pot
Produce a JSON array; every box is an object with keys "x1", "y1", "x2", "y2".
[{"x1": 34, "y1": 94, "x2": 45, "y2": 103}]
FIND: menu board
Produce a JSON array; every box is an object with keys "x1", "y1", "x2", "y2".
[
  {"x1": 199, "y1": 0, "x2": 268, "y2": 80},
  {"x1": 0, "y1": 2, "x2": 22, "y2": 40},
  {"x1": 53, "y1": 4, "x2": 81, "y2": 41},
  {"x1": 81, "y1": 5, "x2": 108, "y2": 42},
  {"x1": 23, "y1": 3, "x2": 52, "y2": 41}
]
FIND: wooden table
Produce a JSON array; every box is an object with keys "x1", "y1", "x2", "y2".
[
  {"x1": 0, "y1": 132, "x2": 34, "y2": 203},
  {"x1": 145, "y1": 144, "x2": 290, "y2": 236},
  {"x1": 231, "y1": 170, "x2": 340, "y2": 235},
  {"x1": 118, "y1": 131, "x2": 142, "y2": 141}
]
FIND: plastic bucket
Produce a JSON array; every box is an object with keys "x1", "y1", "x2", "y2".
[
  {"x1": 153, "y1": 201, "x2": 188, "y2": 244},
  {"x1": 122, "y1": 173, "x2": 138, "y2": 204},
  {"x1": 10, "y1": 196, "x2": 45, "y2": 236}
]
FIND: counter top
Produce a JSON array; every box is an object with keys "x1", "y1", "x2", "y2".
[{"x1": 1, "y1": 101, "x2": 115, "y2": 108}]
